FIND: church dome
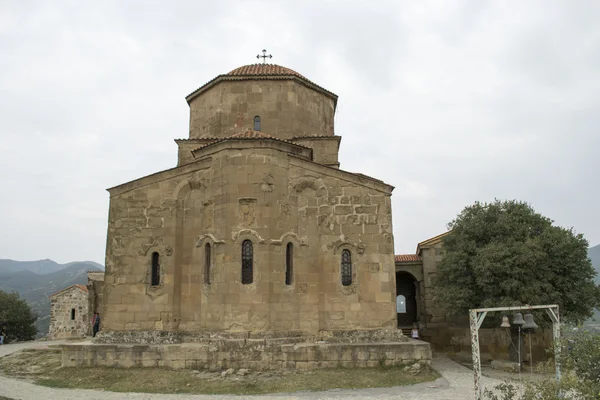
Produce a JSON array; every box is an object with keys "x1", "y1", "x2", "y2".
[
  {"x1": 186, "y1": 63, "x2": 335, "y2": 104},
  {"x1": 226, "y1": 64, "x2": 306, "y2": 79}
]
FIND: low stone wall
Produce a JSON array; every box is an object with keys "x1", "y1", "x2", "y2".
[
  {"x1": 422, "y1": 326, "x2": 553, "y2": 362},
  {"x1": 61, "y1": 340, "x2": 431, "y2": 370},
  {"x1": 94, "y1": 329, "x2": 409, "y2": 345}
]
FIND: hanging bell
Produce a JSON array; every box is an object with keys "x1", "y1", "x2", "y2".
[
  {"x1": 513, "y1": 312, "x2": 525, "y2": 326},
  {"x1": 500, "y1": 316, "x2": 511, "y2": 328},
  {"x1": 522, "y1": 313, "x2": 538, "y2": 333}
]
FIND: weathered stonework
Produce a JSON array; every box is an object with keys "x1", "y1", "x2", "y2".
[
  {"x1": 87, "y1": 271, "x2": 105, "y2": 335},
  {"x1": 101, "y1": 64, "x2": 398, "y2": 337},
  {"x1": 61, "y1": 340, "x2": 431, "y2": 370},
  {"x1": 394, "y1": 233, "x2": 553, "y2": 360},
  {"x1": 61, "y1": 63, "x2": 435, "y2": 369},
  {"x1": 48, "y1": 285, "x2": 89, "y2": 339}
]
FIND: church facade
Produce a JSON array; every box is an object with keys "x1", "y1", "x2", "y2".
[{"x1": 101, "y1": 64, "x2": 399, "y2": 337}]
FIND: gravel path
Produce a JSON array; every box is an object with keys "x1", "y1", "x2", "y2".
[{"x1": 0, "y1": 341, "x2": 501, "y2": 400}]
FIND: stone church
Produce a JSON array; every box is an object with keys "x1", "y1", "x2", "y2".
[
  {"x1": 65, "y1": 59, "x2": 546, "y2": 369},
  {"x1": 100, "y1": 63, "x2": 399, "y2": 337},
  {"x1": 59, "y1": 61, "x2": 548, "y2": 368}
]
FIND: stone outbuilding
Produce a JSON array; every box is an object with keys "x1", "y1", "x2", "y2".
[{"x1": 48, "y1": 284, "x2": 89, "y2": 339}]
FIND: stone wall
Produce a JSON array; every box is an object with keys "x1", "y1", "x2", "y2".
[
  {"x1": 102, "y1": 144, "x2": 397, "y2": 335},
  {"x1": 87, "y1": 271, "x2": 105, "y2": 335},
  {"x1": 422, "y1": 326, "x2": 554, "y2": 363},
  {"x1": 49, "y1": 286, "x2": 89, "y2": 339},
  {"x1": 188, "y1": 80, "x2": 336, "y2": 140},
  {"x1": 291, "y1": 136, "x2": 340, "y2": 168},
  {"x1": 62, "y1": 340, "x2": 431, "y2": 370}
]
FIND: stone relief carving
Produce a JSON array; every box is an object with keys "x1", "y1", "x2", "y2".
[
  {"x1": 278, "y1": 203, "x2": 293, "y2": 229},
  {"x1": 188, "y1": 177, "x2": 208, "y2": 191},
  {"x1": 260, "y1": 173, "x2": 274, "y2": 192},
  {"x1": 139, "y1": 237, "x2": 173, "y2": 257},
  {"x1": 270, "y1": 232, "x2": 309, "y2": 246},
  {"x1": 139, "y1": 237, "x2": 162, "y2": 256},
  {"x1": 231, "y1": 228, "x2": 266, "y2": 244},
  {"x1": 238, "y1": 198, "x2": 256, "y2": 227},
  {"x1": 195, "y1": 233, "x2": 226, "y2": 247},
  {"x1": 328, "y1": 238, "x2": 366, "y2": 255},
  {"x1": 290, "y1": 177, "x2": 320, "y2": 193},
  {"x1": 203, "y1": 202, "x2": 214, "y2": 229}
]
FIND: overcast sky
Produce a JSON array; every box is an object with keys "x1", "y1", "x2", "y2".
[{"x1": 1, "y1": 1, "x2": 599, "y2": 264}]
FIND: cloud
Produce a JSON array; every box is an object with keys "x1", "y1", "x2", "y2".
[{"x1": 0, "y1": 0, "x2": 598, "y2": 263}]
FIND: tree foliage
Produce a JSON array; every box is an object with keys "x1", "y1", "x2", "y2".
[
  {"x1": 435, "y1": 200, "x2": 600, "y2": 324},
  {"x1": 0, "y1": 289, "x2": 37, "y2": 342}
]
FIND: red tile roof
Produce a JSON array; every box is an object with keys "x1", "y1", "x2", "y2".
[
  {"x1": 191, "y1": 129, "x2": 311, "y2": 153},
  {"x1": 49, "y1": 284, "x2": 88, "y2": 298},
  {"x1": 185, "y1": 64, "x2": 337, "y2": 105},
  {"x1": 228, "y1": 129, "x2": 276, "y2": 139},
  {"x1": 227, "y1": 64, "x2": 305, "y2": 79},
  {"x1": 394, "y1": 254, "x2": 422, "y2": 263}
]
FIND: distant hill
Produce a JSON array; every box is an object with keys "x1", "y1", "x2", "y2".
[
  {"x1": 0, "y1": 259, "x2": 104, "y2": 336},
  {"x1": 0, "y1": 259, "x2": 103, "y2": 275}
]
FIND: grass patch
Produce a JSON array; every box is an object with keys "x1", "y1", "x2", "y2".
[{"x1": 0, "y1": 349, "x2": 440, "y2": 395}]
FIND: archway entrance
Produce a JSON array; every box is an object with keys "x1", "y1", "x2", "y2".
[{"x1": 396, "y1": 271, "x2": 418, "y2": 328}]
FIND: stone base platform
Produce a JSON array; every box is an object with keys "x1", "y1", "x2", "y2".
[
  {"x1": 62, "y1": 341, "x2": 431, "y2": 370},
  {"x1": 61, "y1": 330, "x2": 431, "y2": 370}
]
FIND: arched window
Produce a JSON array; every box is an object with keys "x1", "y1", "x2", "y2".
[
  {"x1": 253, "y1": 115, "x2": 261, "y2": 131},
  {"x1": 341, "y1": 249, "x2": 352, "y2": 286},
  {"x1": 204, "y1": 243, "x2": 211, "y2": 284},
  {"x1": 285, "y1": 242, "x2": 293, "y2": 285},
  {"x1": 151, "y1": 252, "x2": 160, "y2": 286},
  {"x1": 241, "y1": 240, "x2": 253, "y2": 284}
]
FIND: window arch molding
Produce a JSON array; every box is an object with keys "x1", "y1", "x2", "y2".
[{"x1": 195, "y1": 235, "x2": 225, "y2": 286}]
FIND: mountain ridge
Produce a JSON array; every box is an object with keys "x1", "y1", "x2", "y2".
[
  {"x1": 0, "y1": 258, "x2": 104, "y2": 275},
  {"x1": 0, "y1": 259, "x2": 104, "y2": 336}
]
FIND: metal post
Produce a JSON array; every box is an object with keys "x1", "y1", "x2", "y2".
[
  {"x1": 470, "y1": 309, "x2": 482, "y2": 400},
  {"x1": 545, "y1": 306, "x2": 561, "y2": 381}
]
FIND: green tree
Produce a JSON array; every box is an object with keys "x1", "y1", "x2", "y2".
[
  {"x1": 0, "y1": 290, "x2": 37, "y2": 342},
  {"x1": 435, "y1": 200, "x2": 600, "y2": 324}
]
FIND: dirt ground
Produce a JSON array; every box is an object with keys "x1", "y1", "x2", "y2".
[{"x1": 0, "y1": 347, "x2": 440, "y2": 395}]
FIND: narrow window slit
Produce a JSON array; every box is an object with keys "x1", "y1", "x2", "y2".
[
  {"x1": 151, "y1": 252, "x2": 160, "y2": 286},
  {"x1": 285, "y1": 243, "x2": 293, "y2": 285},
  {"x1": 341, "y1": 250, "x2": 352, "y2": 286},
  {"x1": 241, "y1": 240, "x2": 253, "y2": 284},
  {"x1": 205, "y1": 243, "x2": 211, "y2": 284}
]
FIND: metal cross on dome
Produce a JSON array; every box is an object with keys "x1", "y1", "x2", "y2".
[{"x1": 257, "y1": 49, "x2": 272, "y2": 64}]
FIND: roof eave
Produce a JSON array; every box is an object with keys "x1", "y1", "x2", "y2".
[{"x1": 185, "y1": 75, "x2": 338, "y2": 107}]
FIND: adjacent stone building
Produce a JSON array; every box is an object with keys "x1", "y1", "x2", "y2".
[
  {"x1": 393, "y1": 232, "x2": 552, "y2": 362},
  {"x1": 100, "y1": 63, "x2": 398, "y2": 336},
  {"x1": 48, "y1": 284, "x2": 89, "y2": 339}
]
